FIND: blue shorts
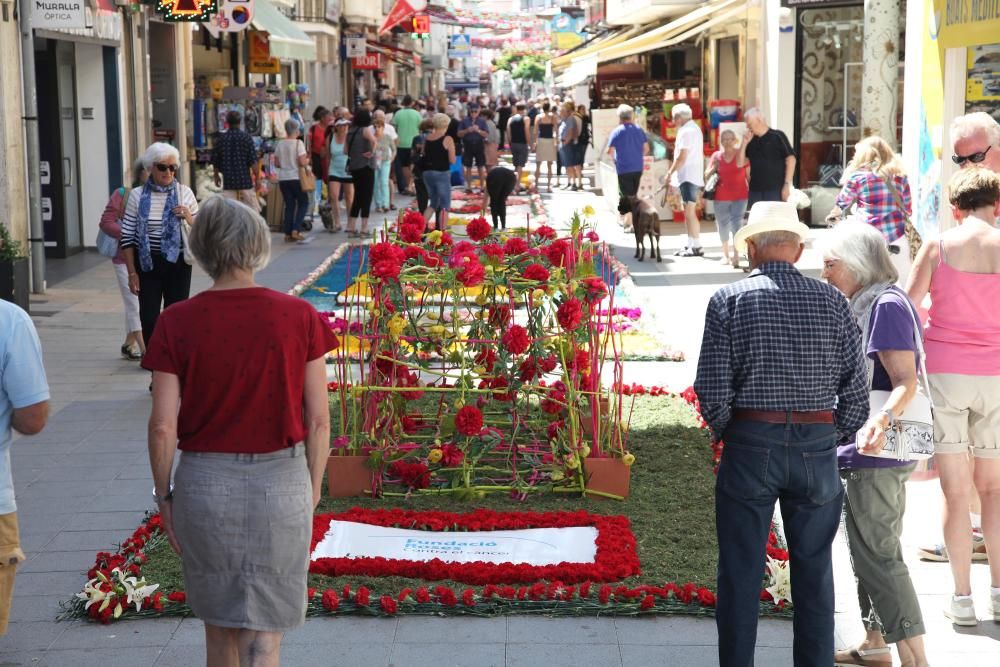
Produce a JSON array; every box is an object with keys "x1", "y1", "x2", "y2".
[
  {"x1": 423, "y1": 170, "x2": 452, "y2": 210},
  {"x1": 679, "y1": 182, "x2": 701, "y2": 204}
]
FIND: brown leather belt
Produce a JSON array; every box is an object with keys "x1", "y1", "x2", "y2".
[{"x1": 732, "y1": 409, "x2": 835, "y2": 424}]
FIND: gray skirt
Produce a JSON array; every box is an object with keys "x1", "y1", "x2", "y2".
[{"x1": 173, "y1": 444, "x2": 312, "y2": 632}]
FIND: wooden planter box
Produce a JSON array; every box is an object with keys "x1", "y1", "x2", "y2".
[
  {"x1": 583, "y1": 457, "x2": 631, "y2": 499},
  {"x1": 0, "y1": 258, "x2": 29, "y2": 313},
  {"x1": 326, "y1": 454, "x2": 372, "y2": 498}
]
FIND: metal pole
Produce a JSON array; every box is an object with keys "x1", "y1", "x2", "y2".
[{"x1": 18, "y1": 0, "x2": 46, "y2": 294}]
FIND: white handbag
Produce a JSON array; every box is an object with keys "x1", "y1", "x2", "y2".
[
  {"x1": 861, "y1": 295, "x2": 934, "y2": 461},
  {"x1": 176, "y1": 184, "x2": 194, "y2": 266}
]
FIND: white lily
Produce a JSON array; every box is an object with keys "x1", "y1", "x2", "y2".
[
  {"x1": 115, "y1": 570, "x2": 159, "y2": 612},
  {"x1": 765, "y1": 556, "x2": 792, "y2": 605}
]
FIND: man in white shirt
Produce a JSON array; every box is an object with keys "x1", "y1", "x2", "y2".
[{"x1": 665, "y1": 104, "x2": 705, "y2": 256}]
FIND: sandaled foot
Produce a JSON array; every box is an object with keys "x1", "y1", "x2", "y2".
[{"x1": 833, "y1": 646, "x2": 891, "y2": 667}]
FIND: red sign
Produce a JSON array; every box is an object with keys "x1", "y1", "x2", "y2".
[
  {"x1": 352, "y1": 53, "x2": 382, "y2": 70},
  {"x1": 411, "y1": 14, "x2": 430, "y2": 33}
]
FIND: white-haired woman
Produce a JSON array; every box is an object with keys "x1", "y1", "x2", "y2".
[
  {"x1": 99, "y1": 159, "x2": 148, "y2": 360},
  {"x1": 120, "y1": 142, "x2": 197, "y2": 356},
  {"x1": 274, "y1": 118, "x2": 310, "y2": 243},
  {"x1": 143, "y1": 196, "x2": 336, "y2": 667},
  {"x1": 421, "y1": 112, "x2": 456, "y2": 231},
  {"x1": 820, "y1": 222, "x2": 928, "y2": 667}
]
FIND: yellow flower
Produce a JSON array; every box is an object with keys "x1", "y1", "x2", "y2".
[
  {"x1": 427, "y1": 230, "x2": 443, "y2": 245},
  {"x1": 428, "y1": 448, "x2": 443, "y2": 464},
  {"x1": 429, "y1": 324, "x2": 446, "y2": 336},
  {"x1": 582, "y1": 205, "x2": 596, "y2": 217},
  {"x1": 580, "y1": 445, "x2": 591, "y2": 458},
  {"x1": 622, "y1": 452, "x2": 636, "y2": 466},
  {"x1": 386, "y1": 314, "x2": 407, "y2": 341},
  {"x1": 454, "y1": 398, "x2": 465, "y2": 409},
  {"x1": 551, "y1": 471, "x2": 565, "y2": 482},
  {"x1": 564, "y1": 454, "x2": 579, "y2": 470},
  {"x1": 426, "y1": 312, "x2": 440, "y2": 321},
  {"x1": 531, "y1": 288, "x2": 546, "y2": 301},
  {"x1": 475, "y1": 293, "x2": 488, "y2": 305},
  {"x1": 473, "y1": 366, "x2": 487, "y2": 376}
]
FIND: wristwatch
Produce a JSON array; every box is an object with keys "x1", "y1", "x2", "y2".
[{"x1": 152, "y1": 487, "x2": 174, "y2": 504}]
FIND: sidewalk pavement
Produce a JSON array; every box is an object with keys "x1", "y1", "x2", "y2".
[{"x1": 0, "y1": 177, "x2": 993, "y2": 665}]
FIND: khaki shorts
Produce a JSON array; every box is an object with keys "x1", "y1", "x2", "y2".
[
  {"x1": 221, "y1": 188, "x2": 261, "y2": 212},
  {"x1": 928, "y1": 373, "x2": 1000, "y2": 458},
  {"x1": 0, "y1": 512, "x2": 25, "y2": 635}
]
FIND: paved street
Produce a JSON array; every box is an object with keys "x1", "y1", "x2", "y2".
[{"x1": 1, "y1": 178, "x2": 997, "y2": 665}]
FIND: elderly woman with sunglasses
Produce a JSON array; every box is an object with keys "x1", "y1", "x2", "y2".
[
  {"x1": 120, "y1": 142, "x2": 198, "y2": 352},
  {"x1": 820, "y1": 222, "x2": 928, "y2": 667}
]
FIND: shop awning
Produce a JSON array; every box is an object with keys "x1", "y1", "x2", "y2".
[
  {"x1": 252, "y1": 0, "x2": 317, "y2": 62},
  {"x1": 555, "y1": 54, "x2": 598, "y2": 88},
  {"x1": 594, "y1": 0, "x2": 743, "y2": 64},
  {"x1": 551, "y1": 27, "x2": 641, "y2": 71}
]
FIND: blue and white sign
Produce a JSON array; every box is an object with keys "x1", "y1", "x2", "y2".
[
  {"x1": 311, "y1": 521, "x2": 598, "y2": 565},
  {"x1": 448, "y1": 33, "x2": 472, "y2": 59}
]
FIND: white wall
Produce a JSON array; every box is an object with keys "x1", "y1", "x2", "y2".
[{"x1": 75, "y1": 43, "x2": 111, "y2": 249}]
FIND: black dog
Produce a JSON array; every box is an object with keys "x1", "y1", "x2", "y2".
[
  {"x1": 626, "y1": 196, "x2": 661, "y2": 262},
  {"x1": 485, "y1": 167, "x2": 517, "y2": 230}
]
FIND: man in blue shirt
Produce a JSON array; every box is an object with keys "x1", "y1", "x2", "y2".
[
  {"x1": 694, "y1": 202, "x2": 867, "y2": 667},
  {"x1": 607, "y1": 105, "x2": 649, "y2": 227},
  {"x1": 0, "y1": 298, "x2": 50, "y2": 634},
  {"x1": 457, "y1": 104, "x2": 489, "y2": 191}
]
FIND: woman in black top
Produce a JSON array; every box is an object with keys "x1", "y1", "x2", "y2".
[
  {"x1": 534, "y1": 103, "x2": 557, "y2": 191},
  {"x1": 410, "y1": 118, "x2": 434, "y2": 214},
  {"x1": 575, "y1": 105, "x2": 591, "y2": 170},
  {"x1": 346, "y1": 108, "x2": 376, "y2": 237},
  {"x1": 421, "y1": 113, "x2": 456, "y2": 231}
]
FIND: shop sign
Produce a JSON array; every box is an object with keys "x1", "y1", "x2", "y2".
[
  {"x1": 202, "y1": 0, "x2": 254, "y2": 36},
  {"x1": 249, "y1": 57, "x2": 280, "y2": 73},
  {"x1": 345, "y1": 34, "x2": 366, "y2": 58},
  {"x1": 931, "y1": 0, "x2": 1000, "y2": 50},
  {"x1": 448, "y1": 33, "x2": 472, "y2": 59},
  {"x1": 249, "y1": 30, "x2": 271, "y2": 60},
  {"x1": 155, "y1": 0, "x2": 218, "y2": 22},
  {"x1": 352, "y1": 52, "x2": 382, "y2": 70},
  {"x1": 325, "y1": 0, "x2": 341, "y2": 23},
  {"x1": 32, "y1": 0, "x2": 87, "y2": 30}
]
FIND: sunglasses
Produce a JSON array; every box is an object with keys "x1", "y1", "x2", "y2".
[
  {"x1": 154, "y1": 163, "x2": 177, "y2": 173},
  {"x1": 952, "y1": 145, "x2": 991, "y2": 166}
]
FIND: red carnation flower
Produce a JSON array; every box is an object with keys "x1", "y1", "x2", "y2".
[
  {"x1": 369, "y1": 241, "x2": 405, "y2": 267},
  {"x1": 389, "y1": 460, "x2": 431, "y2": 489},
  {"x1": 380, "y1": 595, "x2": 398, "y2": 614},
  {"x1": 542, "y1": 238, "x2": 570, "y2": 267},
  {"x1": 539, "y1": 355, "x2": 558, "y2": 373},
  {"x1": 489, "y1": 376, "x2": 513, "y2": 402},
  {"x1": 475, "y1": 347, "x2": 497, "y2": 372},
  {"x1": 557, "y1": 298, "x2": 585, "y2": 331},
  {"x1": 462, "y1": 589, "x2": 477, "y2": 606},
  {"x1": 435, "y1": 587, "x2": 458, "y2": 607},
  {"x1": 640, "y1": 594, "x2": 656, "y2": 610},
  {"x1": 415, "y1": 587, "x2": 431, "y2": 603},
  {"x1": 457, "y1": 257, "x2": 485, "y2": 287},
  {"x1": 598, "y1": 585, "x2": 612, "y2": 604},
  {"x1": 371, "y1": 259, "x2": 401, "y2": 281},
  {"x1": 440, "y1": 443, "x2": 465, "y2": 466},
  {"x1": 466, "y1": 216, "x2": 492, "y2": 242},
  {"x1": 488, "y1": 305, "x2": 512, "y2": 329},
  {"x1": 455, "y1": 405, "x2": 484, "y2": 436},
  {"x1": 481, "y1": 243, "x2": 506, "y2": 262},
  {"x1": 403, "y1": 210, "x2": 426, "y2": 227},
  {"x1": 321, "y1": 589, "x2": 340, "y2": 611},
  {"x1": 504, "y1": 237, "x2": 529, "y2": 255},
  {"x1": 399, "y1": 221, "x2": 423, "y2": 244},
  {"x1": 581, "y1": 276, "x2": 608, "y2": 303},
  {"x1": 518, "y1": 357, "x2": 538, "y2": 382},
  {"x1": 534, "y1": 225, "x2": 557, "y2": 240},
  {"x1": 523, "y1": 263, "x2": 550, "y2": 282},
  {"x1": 167, "y1": 591, "x2": 187, "y2": 603},
  {"x1": 697, "y1": 588, "x2": 716, "y2": 607},
  {"x1": 501, "y1": 324, "x2": 530, "y2": 355},
  {"x1": 452, "y1": 241, "x2": 476, "y2": 257},
  {"x1": 355, "y1": 586, "x2": 371, "y2": 606}
]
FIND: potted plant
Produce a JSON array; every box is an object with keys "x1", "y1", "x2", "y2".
[{"x1": 0, "y1": 223, "x2": 29, "y2": 313}]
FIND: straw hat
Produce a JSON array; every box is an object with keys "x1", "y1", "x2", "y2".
[{"x1": 733, "y1": 201, "x2": 810, "y2": 253}]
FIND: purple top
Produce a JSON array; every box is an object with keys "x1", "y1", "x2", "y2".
[{"x1": 838, "y1": 290, "x2": 920, "y2": 469}]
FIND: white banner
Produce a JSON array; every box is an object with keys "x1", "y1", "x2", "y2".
[
  {"x1": 33, "y1": 0, "x2": 87, "y2": 30},
  {"x1": 312, "y1": 521, "x2": 598, "y2": 565}
]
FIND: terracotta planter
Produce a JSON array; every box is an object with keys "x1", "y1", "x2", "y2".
[
  {"x1": 583, "y1": 457, "x2": 631, "y2": 499},
  {"x1": 581, "y1": 396, "x2": 610, "y2": 437},
  {"x1": 326, "y1": 454, "x2": 372, "y2": 498}
]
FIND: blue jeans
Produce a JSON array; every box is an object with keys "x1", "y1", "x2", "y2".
[
  {"x1": 715, "y1": 199, "x2": 748, "y2": 244},
  {"x1": 278, "y1": 180, "x2": 309, "y2": 235},
  {"x1": 423, "y1": 170, "x2": 452, "y2": 211},
  {"x1": 679, "y1": 181, "x2": 701, "y2": 204},
  {"x1": 374, "y1": 160, "x2": 391, "y2": 209},
  {"x1": 716, "y1": 419, "x2": 842, "y2": 667},
  {"x1": 748, "y1": 189, "x2": 783, "y2": 209}
]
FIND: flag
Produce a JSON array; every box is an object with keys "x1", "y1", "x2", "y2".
[{"x1": 379, "y1": 0, "x2": 428, "y2": 34}]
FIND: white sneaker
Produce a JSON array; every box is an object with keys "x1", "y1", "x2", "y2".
[
  {"x1": 992, "y1": 590, "x2": 1000, "y2": 622},
  {"x1": 944, "y1": 596, "x2": 978, "y2": 626}
]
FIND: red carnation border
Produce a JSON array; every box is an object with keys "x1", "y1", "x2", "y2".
[{"x1": 309, "y1": 508, "x2": 640, "y2": 585}]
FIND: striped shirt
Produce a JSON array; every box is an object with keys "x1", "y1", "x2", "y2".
[
  {"x1": 694, "y1": 262, "x2": 869, "y2": 441},
  {"x1": 119, "y1": 185, "x2": 198, "y2": 254}
]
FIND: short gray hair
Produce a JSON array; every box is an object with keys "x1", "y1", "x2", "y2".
[
  {"x1": 617, "y1": 104, "x2": 634, "y2": 121},
  {"x1": 284, "y1": 118, "x2": 301, "y2": 137},
  {"x1": 818, "y1": 221, "x2": 898, "y2": 287},
  {"x1": 672, "y1": 103, "x2": 692, "y2": 121},
  {"x1": 189, "y1": 196, "x2": 271, "y2": 280},
  {"x1": 750, "y1": 230, "x2": 802, "y2": 250},
  {"x1": 141, "y1": 142, "x2": 180, "y2": 170},
  {"x1": 744, "y1": 107, "x2": 765, "y2": 121},
  {"x1": 951, "y1": 112, "x2": 1000, "y2": 148}
]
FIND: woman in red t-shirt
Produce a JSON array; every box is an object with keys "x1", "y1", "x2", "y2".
[
  {"x1": 142, "y1": 196, "x2": 338, "y2": 663},
  {"x1": 706, "y1": 129, "x2": 750, "y2": 269}
]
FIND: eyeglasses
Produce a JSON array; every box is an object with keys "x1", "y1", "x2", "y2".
[
  {"x1": 952, "y1": 145, "x2": 992, "y2": 166},
  {"x1": 154, "y1": 163, "x2": 178, "y2": 173}
]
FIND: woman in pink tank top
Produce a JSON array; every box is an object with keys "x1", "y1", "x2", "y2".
[{"x1": 906, "y1": 167, "x2": 1000, "y2": 626}]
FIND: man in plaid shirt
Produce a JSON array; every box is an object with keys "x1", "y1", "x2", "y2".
[{"x1": 694, "y1": 202, "x2": 868, "y2": 667}]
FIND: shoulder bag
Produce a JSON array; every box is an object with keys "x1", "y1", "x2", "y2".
[
  {"x1": 95, "y1": 187, "x2": 128, "y2": 258},
  {"x1": 177, "y1": 184, "x2": 195, "y2": 266},
  {"x1": 297, "y1": 139, "x2": 316, "y2": 193},
  {"x1": 884, "y1": 175, "x2": 921, "y2": 261},
  {"x1": 861, "y1": 289, "x2": 934, "y2": 461}
]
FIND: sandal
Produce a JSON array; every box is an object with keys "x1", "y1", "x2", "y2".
[{"x1": 834, "y1": 646, "x2": 891, "y2": 667}]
